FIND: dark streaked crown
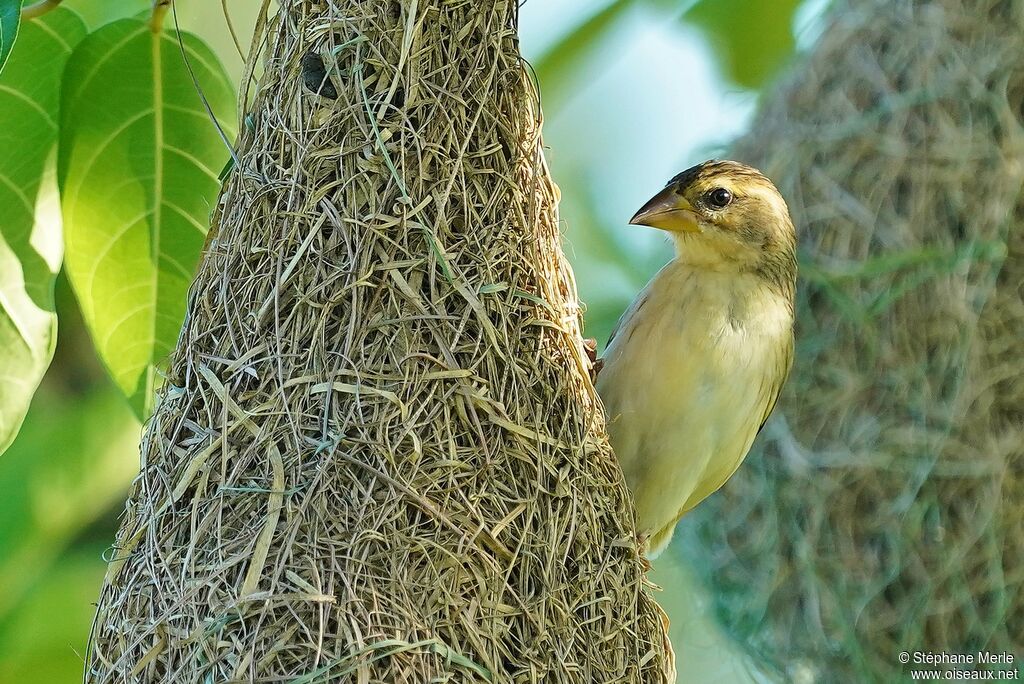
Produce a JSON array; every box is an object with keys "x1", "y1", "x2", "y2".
[{"x1": 667, "y1": 159, "x2": 771, "y2": 191}]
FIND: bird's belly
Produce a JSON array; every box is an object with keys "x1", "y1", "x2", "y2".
[
  {"x1": 612, "y1": 367, "x2": 761, "y2": 529},
  {"x1": 599, "y1": 312, "x2": 778, "y2": 540}
]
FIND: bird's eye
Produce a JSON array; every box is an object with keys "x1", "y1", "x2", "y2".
[{"x1": 706, "y1": 188, "x2": 733, "y2": 209}]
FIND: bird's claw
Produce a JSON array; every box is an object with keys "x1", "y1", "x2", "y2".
[
  {"x1": 637, "y1": 533, "x2": 652, "y2": 570},
  {"x1": 584, "y1": 338, "x2": 603, "y2": 382}
]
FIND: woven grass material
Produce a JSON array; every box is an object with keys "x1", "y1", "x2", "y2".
[
  {"x1": 688, "y1": 0, "x2": 1024, "y2": 680},
  {"x1": 85, "y1": 1, "x2": 673, "y2": 681}
]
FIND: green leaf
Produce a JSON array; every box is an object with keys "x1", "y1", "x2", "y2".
[
  {"x1": 0, "y1": 7, "x2": 86, "y2": 456},
  {"x1": 60, "y1": 0, "x2": 149, "y2": 30},
  {"x1": 0, "y1": 383, "x2": 137, "y2": 621},
  {"x1": 684, "y1": 0, "x2": 801, "y2": 89},
  {"x1": 0, "y1": 0, "x2": 24, "y2": 73},
  {"x1": 534, "y1": 0, "x2": 634, "y2": 113},
  {"x1": 59, "y1": 19, "x2": 236, "y2": 418}
]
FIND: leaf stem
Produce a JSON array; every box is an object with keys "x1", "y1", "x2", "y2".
[
  {"x1": 21, "y1": 0, "x2": 63, "y2": 19},
  {"x1": 150, "y1": 0, "x2": 172, "y2": 33}
]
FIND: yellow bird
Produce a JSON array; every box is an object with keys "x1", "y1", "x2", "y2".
[{"x1": 596, "y1": 160, "x2": 797, "y2": 558}]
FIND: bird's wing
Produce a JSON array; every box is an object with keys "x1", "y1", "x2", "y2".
[
  {"x1": 683, "y1": 333, "x2": 794, "y2": 513},
  {"x1": 593, "y1": 289, "x2": 651, "y2": 383},
  {"x1": 604, "y1": 286, "x2": 652, "y2": 351},
  {"x1": 755, "y1": 334, "x2": 794, "y2": 436}
]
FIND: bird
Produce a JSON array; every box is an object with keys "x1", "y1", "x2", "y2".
[{"x1": 595, "y1": 159, "x2": 797, "y2": 558}]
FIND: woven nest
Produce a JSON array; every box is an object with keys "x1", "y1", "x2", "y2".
[
  {"x1": 687, "y1": 0, "x2": 1024, "y2": 680},
  {"x1": 85, "y1": 1, "x2": 672, "y2": 682}
]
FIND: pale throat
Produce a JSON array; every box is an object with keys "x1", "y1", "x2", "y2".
[
  {"x1": 670, "y1": 231, "x2": 763, "y2": 272},
  {"x1": 664, "y1": 234, "x2": 794, "y2": 330}
]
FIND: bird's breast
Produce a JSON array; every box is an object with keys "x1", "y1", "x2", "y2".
[
  {"x1": 602, "y1": 265, "x2": 789, "y2": 398},
  {"x1": 597, "y1": 262, "x2": 793, "y2": 541}
]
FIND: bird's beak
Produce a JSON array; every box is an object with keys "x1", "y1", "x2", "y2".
[{"x1": 629, "y1": 187, "x2": 701, "y2": 233}]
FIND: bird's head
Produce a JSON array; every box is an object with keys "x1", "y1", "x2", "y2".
[{"x1": 630, "y1": 160, "x2": 797, "y2": 283}]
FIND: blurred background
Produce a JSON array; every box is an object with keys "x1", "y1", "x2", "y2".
[{"x1": 0, "y1": 0, "x2": 827, "y2": 680}]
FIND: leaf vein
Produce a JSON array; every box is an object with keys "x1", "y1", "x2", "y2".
[
  {"x1": 157, "y1": 248, "x2": 192, "y2": 280},
  {"x1": 65, "y1": 108, "x2": 154, "y2": 222},
  {"x1": 35, "y1": 18, "x2": 72, "y2": 53},
  {"x1": 0, "y1": 84, "x2": 55, "y2": 127},
  {"x1": 163, "y1": 144, "x2": 220, "y2": 183},
  {"x1": 0, "y1": 171, "x2": 33, "y2": 214},
  {"x1": 66, "y1": 26, "x2": 144, "y2": 114},
  {"x1": 100, "y1": 300, "x2": 153, "y2": 354},
  {"x1": 162, "y1": 199, "x2": 208, "y2": 235},
  {"x1": 83, "y1": 210, "x2": 154, "y2": 305}
]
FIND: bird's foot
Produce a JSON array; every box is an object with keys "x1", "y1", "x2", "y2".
[
  {"x1": 637, "y1": 533, "x2": 653, "y2": 570},
  {"x1": 583, "y1": 338, "x2": 603, "y2": 382}
]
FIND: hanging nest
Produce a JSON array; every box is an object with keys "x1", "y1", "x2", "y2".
[
  {"x1": 687, "y1": 0, "x2": 1024, "y2": 680},
  {"x1": 85, "y1": 1, "x2": 672, "y2": 682}
]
